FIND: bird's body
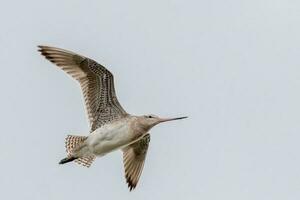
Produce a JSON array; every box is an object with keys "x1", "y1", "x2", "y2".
[
  {"x1": 38, "y1": 45, "x2": 187, "y2": 191},
  {"x1": 74, "y1": 116, "x2": 147, "y2": 158}
]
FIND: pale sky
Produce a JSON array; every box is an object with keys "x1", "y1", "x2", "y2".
[{"x1": 0, "y1": 0, "x2": 300, "y2": 199}]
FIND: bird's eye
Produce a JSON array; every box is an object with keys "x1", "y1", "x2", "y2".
[{"x1": 148, "y1": 115, "x2": 153, "y2": 118}]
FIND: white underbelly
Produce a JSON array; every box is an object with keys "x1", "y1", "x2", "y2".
[{"x1": 86, "y1": 122, "x2": 132, "y2": 156}]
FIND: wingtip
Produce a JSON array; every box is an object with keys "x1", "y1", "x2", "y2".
[
  {"x1": 126, "y1": 174, "x2": 137, "y2": 191},
  {"x1": 37, "y1": 45, "x2": 52, "y2": 51},
  {"x1": 128, "y1": 184, "x2": 136, "y2": 192},
  {"x1": 37, "y1": 45, "x2": 44, "y2": 53}
]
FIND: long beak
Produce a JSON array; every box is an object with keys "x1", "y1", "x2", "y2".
[{"x1": 159, "y1": 116, "x2": 188, "y2": 123}]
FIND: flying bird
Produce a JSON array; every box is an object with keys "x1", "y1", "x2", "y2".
[{"x1": 38, "y1": 45, "x2": 187, "y2": 191}]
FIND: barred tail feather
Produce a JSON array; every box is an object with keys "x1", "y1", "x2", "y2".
[
  {"x1": 65, "y1": 135, "x2": 87, "y2": 155},
  {"x1": 75, "y1": 156, "x2": 96, "y2": 168},
  {"x1": 61, "y1": 135, "x2": 95, "y2": 168}
]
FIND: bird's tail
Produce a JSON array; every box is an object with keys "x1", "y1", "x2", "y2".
[
  {"x1": 65, "y1": 135, "x2": 87, "y2": 155},
  {"x1": 58, "y1": 135, "x2": 87, "y2": 165},
  {"x1": 59, "y1": 135, "x2": 95, "y2": 167}
]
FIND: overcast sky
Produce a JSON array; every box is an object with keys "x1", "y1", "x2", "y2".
[{"x1": 0, "y1": 0, "x2": 300, "y2": 199}]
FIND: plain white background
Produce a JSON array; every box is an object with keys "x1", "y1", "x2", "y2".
[{"x1": 0, "y1": 0, "x2": 299, "y2": 199}]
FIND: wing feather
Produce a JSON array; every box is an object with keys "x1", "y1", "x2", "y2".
[
  {"x1": 38, "y1": 45, "x2": 127, "y2": 131},
  {"x1": 122, "y1": 134, "x2": 150, "y2": 191}
]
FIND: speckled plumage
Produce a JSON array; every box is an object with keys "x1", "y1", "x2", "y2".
[{"x1": 38, "y1": 45, "x2": 186, "y2": 191}]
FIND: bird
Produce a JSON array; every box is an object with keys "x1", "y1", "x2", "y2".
[{"x1": 38, "y1": 45, "x2": 187, "y2": 191}]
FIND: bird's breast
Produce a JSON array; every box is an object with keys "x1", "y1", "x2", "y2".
[{"x1": 86, "y1": 121, "x2": 134, "y2": 155}]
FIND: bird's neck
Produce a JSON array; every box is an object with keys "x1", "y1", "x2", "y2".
[{"x1": 131, "y1": 118, "x2": 150, "y2": 139}]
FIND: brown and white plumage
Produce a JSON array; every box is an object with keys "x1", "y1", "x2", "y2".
[
  {"x1": 38, "y1": 45, "x2": 187, "y2": 191},
  {"x1": 123, "y1": 134, "x2": 150, "y2": 191},
  {"x1": 38, "y1": 45, "x2": 151, "y2": 190},
  {"x1": 38, "y1": 45, "x2": 127, "y2": 131}
]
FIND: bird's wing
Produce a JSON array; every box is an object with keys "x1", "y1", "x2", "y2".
[
  {"x1": 38, "y1": 46, "x2": 127, "y2": 131},
  {"x1": 122, "y1": 134, "x2": 150, "y2": 191}
]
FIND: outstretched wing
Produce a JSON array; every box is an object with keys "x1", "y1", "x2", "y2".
[
  {"x1": 38, "y1": 45, "x2": 127, "y2": 131},
  {"x1": 122, "y1": 134, "x2": 150, "y2": 191}
]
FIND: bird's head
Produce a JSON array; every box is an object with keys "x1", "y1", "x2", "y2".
[{"x1": 137, "y1": 114, "x2": 188, "y2": 131}]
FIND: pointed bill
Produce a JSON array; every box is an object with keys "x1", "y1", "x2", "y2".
[{"x1": 159, "y1": 116, "x2": 188, "y2": 123}]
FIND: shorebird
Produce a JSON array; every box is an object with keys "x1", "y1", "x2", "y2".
[{"x1": 38, "y1": 45, "x2": 187, "y2": 191}]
